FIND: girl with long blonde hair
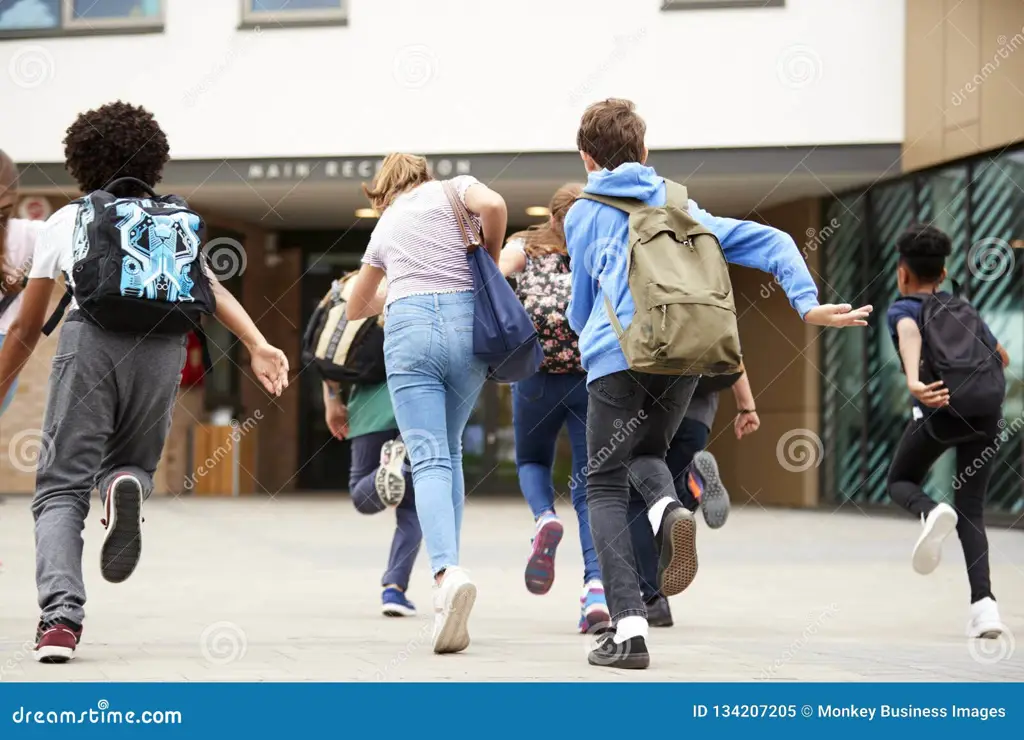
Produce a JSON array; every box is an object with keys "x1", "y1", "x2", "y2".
[{"x1": 348, "y1": 153, "x2": 508, "y2": 656}]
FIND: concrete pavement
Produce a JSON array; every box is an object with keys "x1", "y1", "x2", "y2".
[{"x1": 0, "y1": 494, "x2": 1021, "y2": 682}]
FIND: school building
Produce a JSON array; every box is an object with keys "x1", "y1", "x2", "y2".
[{"x1": 1, "y1": 0, "x2": 1022, "y2": 517}]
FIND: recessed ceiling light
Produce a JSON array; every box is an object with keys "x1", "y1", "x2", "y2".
[
  {"x1": 525, "y1": 206, "x2": 549, "y2": 217},
  {"x1": 355, "y1": 208, "x2": 379, "y2": 218}
]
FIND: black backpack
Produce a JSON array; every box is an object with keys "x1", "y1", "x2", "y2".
[
  {"x1": 301, "y1": 275, "x2": 387, "y2": 386},
  {"x1": 696, "y1": 366, "x2": 744, "y2": 395},
  {"x1": 43, "y1": 177, "x2": 216, "y2": 337},
  {"x1": 915, "y1": 291, "x2": 1005, "y2": 422}
]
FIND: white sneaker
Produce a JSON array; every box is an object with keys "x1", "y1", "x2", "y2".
[
  {"x1": 967, "y1": 597, "x2": 1005, "y2": 639},
  {"x1": 374, "y1": 440, "x2": 407, "y2": 507},
  {"x1": 431, "y1": 566, "x2": 477, "y2": 654},
  {"x1": 911, "y1": 503, "x2": 957, "y2": 575}
]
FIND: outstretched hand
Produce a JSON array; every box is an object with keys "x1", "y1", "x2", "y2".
[
  {"x1": 803, "y1": 303, "x2": 873, "y2": 328},
  {"x1": 250, "y1": 343, "x2": 289, "y2": 396}
]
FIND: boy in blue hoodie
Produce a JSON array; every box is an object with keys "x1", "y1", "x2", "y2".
[{"x1": 566, "y1": 99, "x2": 872, "y2": 669}]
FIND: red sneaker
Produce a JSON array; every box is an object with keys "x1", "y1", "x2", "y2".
[
  {"x1": 34, "y1": 622, "x2": 81, "y2": 663},
  {"x1": 100, "y1": 473, "x2": 144, "y2": 583}
]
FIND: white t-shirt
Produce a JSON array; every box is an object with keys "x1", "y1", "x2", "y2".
[
  {"x1": 0, "y1": 218, "x2": 46, "y2": 334},
  {"x1": 362, "y1": 175, "x2": 481, "y2": 307},
  {"x1": 28, "y1": 203, "x2": 81, "y2": 311}
]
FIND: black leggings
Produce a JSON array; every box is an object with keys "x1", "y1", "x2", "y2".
[{"x1": 886, "y1": 415, "x2": 1000, "y2": 603}]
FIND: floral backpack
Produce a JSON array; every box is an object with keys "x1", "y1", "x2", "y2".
[{"x1": 513, "y1": 246, "x2": 584, "y2": 374}]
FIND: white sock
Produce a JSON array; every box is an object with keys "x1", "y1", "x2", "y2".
[
  {"x1": 614, "y1": 615, "x2": 649, "y2": 644},
  {"x1": 648, "y1": 497, "x2": 673, "y2": 534}
]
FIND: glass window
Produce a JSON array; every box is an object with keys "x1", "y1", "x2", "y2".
[
  {"x1": 0, "y1": 0, "x2": 160, "y2": 35},
  {"x1": 242, "y1": 0, "x2": 346, "y2": 26},
  {"x1": 72, "y1": 0, "x2": 159, "y2": 19},
  {"x1": 0, "y1": 0, "x2": 60, "y2": 30}
]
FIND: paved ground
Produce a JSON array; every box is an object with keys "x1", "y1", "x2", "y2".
[{"x1": 0, "y1": 494, "x2": 1022, "y2": 682}]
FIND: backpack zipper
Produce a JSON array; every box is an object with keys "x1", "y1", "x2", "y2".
[{"x1": 660, "y1": 305, "x2": 667, "y2": 331}]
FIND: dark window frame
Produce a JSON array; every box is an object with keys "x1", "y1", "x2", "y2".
[
  {"x1": 0, "y1": 0, "x2": 163, "y2": 40},
  {"x1": 662, "y1": 0, "x2": 784, "y2": 10},
  {"x1": 238, "y1": 0, "x2": 347, "y2": 30}
]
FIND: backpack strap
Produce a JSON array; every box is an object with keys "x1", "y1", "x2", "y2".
[
  {"x1": 577, "y1": 192, "x2": 643, "y2": 214},
  {"x1": 663, "y1": 180, "x2": 690, "y2": 209},
  {"x1": 41, "y1": 285, "x2": 73, "y2": 337}
]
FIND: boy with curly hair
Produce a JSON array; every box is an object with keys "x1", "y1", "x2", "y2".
[{"x1": 0, "y1": 101, "x2": 290, "y2": 663}]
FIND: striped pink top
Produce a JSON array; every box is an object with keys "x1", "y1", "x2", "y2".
[{"x1": 362, "y1": 175, "x2": 482, "y2": 307}]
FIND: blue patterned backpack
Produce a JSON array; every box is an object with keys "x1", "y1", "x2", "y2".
[{"x1": 43, "y1": 177, "x2": 216, "y2": 337}]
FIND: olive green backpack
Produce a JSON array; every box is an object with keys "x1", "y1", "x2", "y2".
[{"x1": 578, "y1": 180, "x2": 742, "y2": 377}]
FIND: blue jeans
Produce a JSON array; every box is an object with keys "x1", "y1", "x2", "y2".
[
  {"x1": 629, "y1": 416, "x2": 710, "y2": 602},
  {"x1": 384, "y1": 292, "x2": 487, "y2": 577},
  {"x1": 348, "y1": 428, "x2": 421, "y2": 591},
  {"x1": 512, "y1": 371, "x2": 600, "y2": 584},
  {"x1": 0, "y1": 333, "x2": 18, "y2": 416}
]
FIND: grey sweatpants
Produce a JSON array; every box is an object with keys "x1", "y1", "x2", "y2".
[{"x1": 33, "y1": 318, "x2": 186, "y2": 626}]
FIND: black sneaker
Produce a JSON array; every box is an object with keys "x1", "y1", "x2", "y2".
[
  {"x1": 656, "y1": 501, "x2": 698, "y2": 597},
  {"x1": 645, "y1": 595, "x2": 674, "y2": 628},
  {"x1": 99, "y1": 473, "x2": 144, "y2": 584},
  {"x1": 587, "y1": 633, "x2": 650, "y2": 669}
]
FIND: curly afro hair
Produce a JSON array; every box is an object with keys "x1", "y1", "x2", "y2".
[
  {"x1": 896, "y1": 223, "x2": 951, "y2": 282},
  {"x1": 63, "y1": 101, "x2": 169, "y2": 196}
]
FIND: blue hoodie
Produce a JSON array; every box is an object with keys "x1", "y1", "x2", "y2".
[{"x1": 565, "y1": 163, "x2": 820, "y2": 384}]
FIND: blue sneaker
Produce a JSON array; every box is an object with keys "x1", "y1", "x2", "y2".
[{"x1": 381, "y1": 587, "x2": 416, "y2": 617}]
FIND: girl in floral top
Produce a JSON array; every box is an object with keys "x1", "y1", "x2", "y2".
[{"x1": 499, "y1": 183, "x2": 609, "y2": 634}]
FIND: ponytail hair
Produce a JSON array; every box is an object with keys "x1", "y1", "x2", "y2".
[{"x1": 361, "y1": 153, "x2": 432, "y2": 213}]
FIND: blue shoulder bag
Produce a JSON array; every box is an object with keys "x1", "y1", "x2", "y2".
[{"x1": 443, "y1": 182, "x2": 542, "y2": 384}]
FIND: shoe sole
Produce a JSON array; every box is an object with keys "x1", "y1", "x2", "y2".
[
  {"x1": 433, "y1": 581, "x2": 477, "y2": 654},
  {"x1": 693, "y1": 452, "x2": 730, "y2": 529},
  {"x1": 382, "y1": 603, "x2": 417, "y2": 617},
  {"x1": 525, "y1": 519, "x2": 563, "y2": 595},
  {"x1": 375, "y1": 442, "x2": 407, "y2": 507},
  {"x1": 34, "y1": 646, "x2": 74, "y2": 663},
  {"x1": 100, "y1": 475, "x2": 143, "y2": 584},
  {"x1": 912, "y1": 506, "x2": 957, "y2": 575},
  {"x1": 587, "y1": 650, "x2": 650, "y2": 669},
  {"x1": 974, "y1": 628, "x2": 1003, "y2": 639},
  {"x1": 579, "y1": 604, "x2": 611, "y2": 634},
  {"x1": 658, "y1": 508, "x2": 698, "y2": 597}
]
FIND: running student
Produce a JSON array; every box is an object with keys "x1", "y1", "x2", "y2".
[
  {"x1": 629, "y1": 368, "x2": 760, "y2": 627},
  {"x1": 0, "y1": 102, "x2": 289, "y2": 663},
  {"x1": 0, "y1": 149, "x2": 44, "y2": 417},
  {"x1": 885, "y1": 224, "x2": 1008, "y2": 639},
  {"x1": 322, "y1": 325, "x2": 422, "y2": 616},
  {"x1": 499, "y1": 182, "x2": 609, "y2": 633},
  {"x1": 566, "y1": 98, "x2": 872, "y2": 669},
  {"x1": 347, "y1": 153, "x2": 507, "y2": 655}
]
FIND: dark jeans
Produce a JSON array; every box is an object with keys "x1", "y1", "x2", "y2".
[
  {"x1": 349, "y1": 429, "x2": 421, "y2": 591},
  {"x1": 887, "y1": 415, "x2": 1000, "y2": 604},
  {"x1": 512, "y1": 371, "x2": 600, "y2": 583},
  {"x1": 585, "y1": 370, "x2": 697, "y2": 622},
  {"x1": 630, "y1": 417, "x2": 710, "y2": 602}
]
